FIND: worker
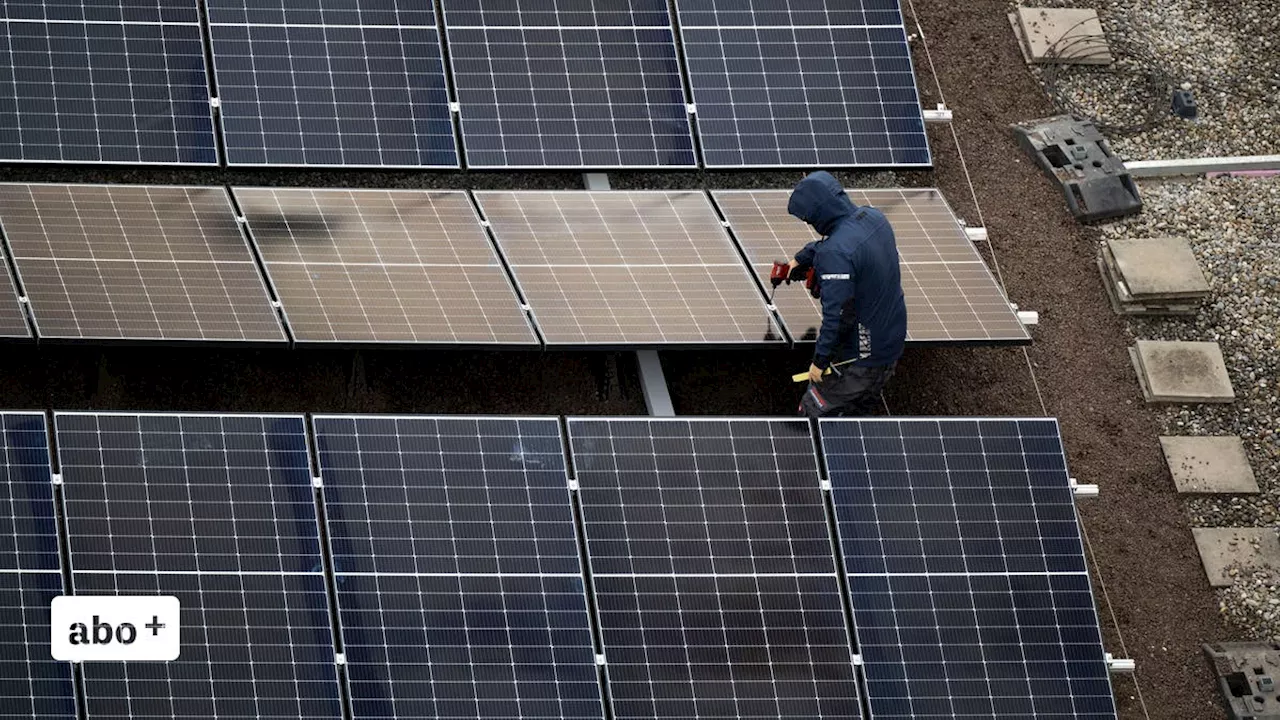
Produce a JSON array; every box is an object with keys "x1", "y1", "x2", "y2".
[{"x1": 782, "y1": 171, "x2": 907, "y2": 417}]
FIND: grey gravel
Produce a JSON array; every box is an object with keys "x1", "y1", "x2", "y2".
[
  {"x1": 1102, "y1": 176, "x2": 1280, "y2": 639},
  {"x1": 1014, "y1": 0, "x2": 1280, "y2": 160}
]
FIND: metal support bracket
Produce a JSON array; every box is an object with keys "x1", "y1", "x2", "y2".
[
  {"x1": 1070, "y1": 478, "x2": 1099, "y2": 498},
  {"x1": 637, "y1": 350, "x2": 675, "y2": 417},
  {"x1": 1125, "y1": 154, "x2": 1280, "y2": 178},
  {"x1": 964, "y1": 227, "x2": 988, "y2": 243},
  {"x1": 582, "y1": 173, "x2": 611, "y2": 191},
  {"x1": 1105, "y1": 653, "x2": 1136, "y2": 674},
  {"x1": 922, "y1": 104, "x2": 952, "y2": 123}
]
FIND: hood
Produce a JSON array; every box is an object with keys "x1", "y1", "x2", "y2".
[{"x1": 787, "y1": 171, "x2": 856, "y2": 237}]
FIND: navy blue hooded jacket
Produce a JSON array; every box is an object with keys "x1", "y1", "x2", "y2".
[{"x1": 788, "y1": 171, "x2": 907, "y2": 369}]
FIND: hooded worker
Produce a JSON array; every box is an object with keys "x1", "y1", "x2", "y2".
[{"x1": 783, "y1": 171, "x2": 907, "y2": 417}]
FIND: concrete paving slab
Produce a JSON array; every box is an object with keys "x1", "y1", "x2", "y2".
[
  {"x1": 1160, "y1": 436, "x2": 1259, "y2": 494},
  {"x1": 1010, "y1": 8, "x2": 1113, "y2": 65},
  {"x1": 1132, "y1": 340, "x2": 1235, "y2": 403},
  {"x1": 1098, "y1": 252, "x2": 1199, "y2": 315},
  {"x1": 1109, "y1": 237, "x2": 1211, "y2": 299},
  {"x1": 1192, "y1": 527, "x2": 1280, "y2": 587}
]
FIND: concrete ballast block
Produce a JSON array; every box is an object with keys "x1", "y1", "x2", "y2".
[
  {"x1": 1009, "y1": 8, "x2": 1114, "y2": 65},
  {"x1": 1107, "y1": 237, "x2": 1211, "y2": 299},
  {"x1": 1192, "y1": 527, "x2": 1280, "y2": 587},
  {"x1": 1131, "y1": 340, "x2": 1235, "y2": 403},
  {"x1": 1160, "y1": 436, "x2": 1259, "y2": 494}
]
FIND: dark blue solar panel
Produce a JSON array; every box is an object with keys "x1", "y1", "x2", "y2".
[
  {"x1": 207, "y1": 0, "x2": 458, "y2": 167},
  {"x1": 74, "y1": 572, "x2": 341, "y2": 720},
  {"x1": 314, "y1": 415, "x2": 604, "y2": 720},
  {"x1": 822, "y1": 418, "x2": 1117, "y2": 720},
  {"x1": 314, "y1": 415, "x2": 580, "y2": 576},
  {"x1": 570, "y1": 418, "x2": 861, "y2": 720},
  {"x1": 0, "y1": 412, "x2": 75, "y2": 720},
  {"x1": 443, "y1": 0, "x2": 696, "y2": 168},
  {"x1": 675, "y1": 0, "x2": 930, "y2": 168},
  {"x1": 0, "y1": 2, "x2": 217, "y2": 164},
  {"x1": 0, "y1": 413, "x2": 58, "y2": 571},
  {"x1": 337, "y1": 574, "x2": 602, "y2": 720},
  {"x1": 0, "y1": 572, "x2": 76, "y2": 720},
  {"x1": 57, "y1": 413, "x2": 321, "y2": 574}
]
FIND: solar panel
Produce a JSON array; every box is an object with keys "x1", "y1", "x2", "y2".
[
  {"x1": 0, "y1": 253, "x2": 30, "y2": 338},
  {"x1": 313, "y1": 415, "x2": 604, "y2": 720},
  {"x1": 442, "y1": 0, "x2": 696, "y2": 168},
  {"x1": 234, "y1": 188, "x2": 537, "y2": 345},
  {"x1": 712, "y1": 189, "x2": 1032, "y2": 344},
  {"x1": 0, "y1": 412, "x2": 77, "y2": 720},
  {"x1": 0, "y1": 1, "x2": 217, "y2": 164},
  {"x1": 0, "y1": 184, "x2": 286, "y2": 342},
  {"x1": 206, "y1": 0, "x2": 458, "y2": 168},
  {"x1": 56, "y1": 412, "x2": 342, "y2": 720},
  {"x1": 569, "y1": 418, "x2": 862, "y2": 720},
  {"x1": 675, "y1": 0, "x2": 931, "y2": 168},
  {"x1": 821, "y1": 418, "x2": 1117, "y2": 720},
  {"x1": 475, "y1": 191, "x2": 784, "y2": 345}
]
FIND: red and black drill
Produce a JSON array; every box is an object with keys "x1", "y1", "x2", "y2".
[{"x1": 768, "y1": 261, "x2": 817, "y2": 303}]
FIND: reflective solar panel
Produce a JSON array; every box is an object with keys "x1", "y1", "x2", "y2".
[
  {"x1": 821, "y1": 418, "x2": 1117, "y2": 720},
  {"x1": 206, "y1": 0, "x2": 458, "y2": 167},
  {"x1": 234, "y1": 187, "x2": 537, "y2": 345},
  {"x1": 675, "y1": 0, "x2": 930, "y2": 167},
  {"x1": 313, "y1": 415, "x2": 604, "y2": 720},
  {"x1": 712, "y1": 189, "x2": 1031, "y2": 344},
  {"x1": 0, "y1": 184, "x2": 286, "y2": 342},
  {"x1": 476, "y1": 191, "x2": 784, "y2": 345},
  {"x1": 0, "y1": 254, "x2": 30, "y2": 338},
  {"x1": 56, "y1": 412, "x2": 342, "y2": 720},
  {"x1": 442, "y1": 0, "x2": 696, "y2": 168},
  {"x1": 569, "y1": 418, "x2": 861, "y2": 720},
  {"x1": 0, "y1": 1, "x2": 217, "y2": 164},
  {"x1": 0, "y1": 412, "x2": 76, "y2": 720}
]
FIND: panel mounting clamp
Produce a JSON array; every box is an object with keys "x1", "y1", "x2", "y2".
[
  {"x1": 686, "y1": 103, "x2": 697, "y2": 115},
  {"x1": 209, "y1": 97, "x2": 221, "y2": 110},
  {"x1": 595, "y1": 653, "x2": 607, "y2": 666},
  {"x1": 819, "y1": 479, "x2": 832, "y2": 491},
  {"x1": 1105, "y1": 653, "x2": 1135, "y2": 673},
  {"x1": 1070, "y1": 477, "x2": 1099, "y2": 498},
  {"x1": 964, "y1": 227, "x2": 988, "y2": 243},
  {"x1": 922, "y1": 103, "x2": 952, "y2": 123},
  {"x1": 1010, "y1": 304, "x2": 1039, "y2": 326},
  {"x1": 449, "y1": 101, "x2": 460, "y2": 113},
  {"x1": 335, "y1": 653, "x2": 346, "y2": 666},
  {"x1": 311, "y1": 476, "x2": 323, "y2": 489},
  {"x1": 567, "y1": 479, "x2": 580, "y2": 492},
  {"x1": 50, "y1": 473, "x2": 62, "y2": 486}
]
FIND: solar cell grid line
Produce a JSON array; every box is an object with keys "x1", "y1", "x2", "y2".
[
  {"x1": 0, "y1": 0, "x2": 218, "y2": 164},
  {"x1": 442, "y1": 0, "x2": 697, "y2": 169},
  {"x1": 820, "y1": 418, "x2": 1118, "y2": 720},
  {"x1": 233, "y1": 187, "x2": 537, "y2": 345},
  {"x1": 312, "y1": 415, "x2": 605, "y2": 720},
  {"x1": 475, "y1": 190, "x2": 785, "y2": 345},
  {"x1": 0, "y1": 412, "x2": 77, "y2": 720},
  {"x1": 568, "y1": 417, "x2": 862, "y2": 720},
  {"x1": 0, "y1": 252, "x2": 30, "y2": 338},
  {"x1": 674, "y1": 0, "x2": 931, "y2": 168},
  {"x1": 0, "y1": 183, "x2": 286, "y2": 342},
  {"x1": 205, "y1": 0, "x2": 459, "y2": 168},
  {"x1": 710, "y1": 188, "x2": 1032, "y2": 345},
  {"x1": 55, "y1": 411, "x2": 343, "y2": 720}
]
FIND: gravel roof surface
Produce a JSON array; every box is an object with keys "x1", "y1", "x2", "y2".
[
  {"x1": 0, "y1": 1, "x2": 1254, "y2": 718},
  {"x1": 1102, "y1": 177, "x2": 1280, "y2": 646},
  {"x1": 1015, "y1": 0, "x2": 1280, "y2": 160}
]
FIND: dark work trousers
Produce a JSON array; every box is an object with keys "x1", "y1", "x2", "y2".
[{"x1": 799, "y1": 362, "x2": 896, "y2": 418}]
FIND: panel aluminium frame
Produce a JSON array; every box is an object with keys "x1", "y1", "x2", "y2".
[
  {"x1": 673, "y1": 0, "x2": 932, "y2": 169},
  {"x1": 205, "y1": 0, "x2": 460, "y2": 169},
  {"x1": 54, "y1": 411, "x2": 344, "y2": 720},
  {"x1": 474, "y1": 190, "x2": 787, "y2": 347},
  {"x1": 311, "y1": 414, "x2": 606, "y2": 720},
  {"x1": 232, "y1": 187, "x2": 538, "y2": 346},
  {"x1": 441, "y1": 0, "x2": 698, "y2": 170},
  {"x1": 0, "y1": 1, "x2": 220, "y2": 165},
  {"x1": 710, "y1": 188, "x2": 1031, "y2": 346},
  {"x1": 0, "y1": 248, "x2": 31, "y2": 338},
  {"x1": 0, "y1": 183, "x2": 287, "y2": 343}
]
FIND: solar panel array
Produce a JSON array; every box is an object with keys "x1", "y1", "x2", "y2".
[
  {"x1": 443, "y1": 0, "x2": 696, "y2": 168},
  {"x1": 56, "y1": 412, "x2": 343, "y2": 720},
  {"x1": 476, "y1": 191, "x2": 784, "y2": 345},
  {"x1": 233, "y1": 187, "x2": 537, "y2": 345},
  {"x1": 0, "y1": 254, "x2": 29, "y2": 338},
  {"x1": 313, "y1": 415, "x2": 604, "y2": 720},
  {"x1": 0, "y1": 0, "x2": 217, "y2": 164},
  {"x1": 822, "y1": 419, "x2": 1117, "y2": 719},
  {"x1": 0, "y1": 412, "x2": 76, "y2": 720},
  {"x1": 570, "y1": 418, "x2": 862, "y2": 720},
  {"x1": 675, "y1": 0, "x2": 931, "y2": 167},
  {"x1": 713, "y1": 189, "x2": 1032, "y2": 344},
  {"x1": 206, "y1": 0, "x2": 458, "y2": 168},
  {"x1": 0, "y1": 184, "x2": 286, "y2": 342}
]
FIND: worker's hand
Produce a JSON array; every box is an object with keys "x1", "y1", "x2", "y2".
[
  {"x1": 808, "y1": 363, "x2": 824, "y2": 383},
  {"x1": 787, "y1": 259, "x2": 807, "y2": 283}
]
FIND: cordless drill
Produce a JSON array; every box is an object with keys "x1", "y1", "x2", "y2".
[{"x1": 769, "y1": 261, "x2": 817, "y2": 303}]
